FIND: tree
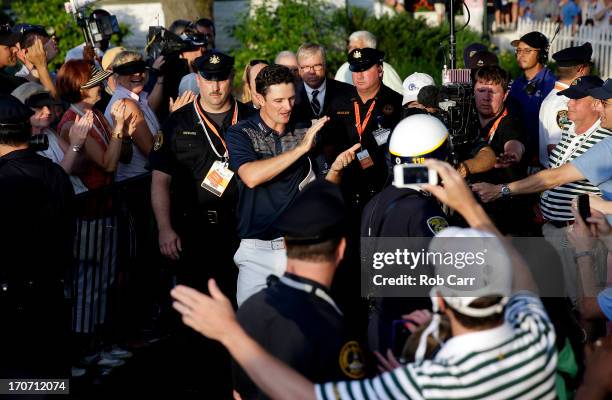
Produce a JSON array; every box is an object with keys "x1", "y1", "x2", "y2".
[{"x1": 161, "y1": 0, "x2": 213, "y2": 26}]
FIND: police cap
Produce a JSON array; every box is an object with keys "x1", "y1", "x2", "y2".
[
  {"x1": 194, "y1": 51, "x2": 234, "y2": 81},
  {"x1": 0, "y1": 94, "x2": 34, "y2": 131},
  {"x1": 0, "y1": 24, "x2": 20, "y2": 46},
  {"x1": 552, "y1": 42, "x2": 593, "y2": 67},
  {"x1": 589, "y1": 78, "x2": 612, "y2": 100},
  {"x1": 558, "y1": 75, "x2": 604, "y2": 99},
  {"x1": 511, "y1": 31, "x2": 549, "y2": 50},
  {"x1": 276, "y1": 179, "x2": 346, "y2": 244},
  {"x1": 462, "y1": 42, "x2": 487, "y2": 66},
  {"x1": 348, "y1": 48, "x2": 384, "y2": 72}
]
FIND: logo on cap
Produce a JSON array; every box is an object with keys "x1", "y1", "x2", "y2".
[
  {"x1": 408, "y1": 83, "x2": 417, "y2": 91},
  {"x1": 210, "y1": 55, "x2": 221, "y2": 64},
  {"x1": 469, "y1": 50, "x2": 477, "y2": 58},
  {"x1": 353, "y1": 50, "x2": 361, "y2": 59},
  {"x1": 572, "y1": 77, "x2": 581, "y2": 86}
]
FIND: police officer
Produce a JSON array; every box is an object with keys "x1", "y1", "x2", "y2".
[
  {"x1": 150, "y1": 51, "x2": 252, "y2": 293},
  {"x1": 507, "y1": 31, "x2": 556, "y2": 162},
  {"x1": 0, "y1": 94, "x2": 74, "y2": 379},
  {"x1": 234, "y1": 179, "x2": 366, "y2": 399},
  {"x1": 331, "y1": 48, "x2": 403, "y2": 206},
  {"x1": 362, "y1": 114, "x2": 450, "y2": 353}
]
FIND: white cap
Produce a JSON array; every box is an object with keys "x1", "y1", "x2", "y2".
[
  {"x1": 402, "y1": 72, "x2": 435, "y2": 105},
  {"x1": 428, "y1": 227, "x2": 512, "y2": 318}
]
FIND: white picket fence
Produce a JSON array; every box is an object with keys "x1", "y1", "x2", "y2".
[{"x1": 516, "y1": 19, "x2": 612, "y2": 79}]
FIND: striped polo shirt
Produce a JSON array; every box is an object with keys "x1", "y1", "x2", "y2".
[
  {"x1": 316, "y1": 294, "x2": 557, "y2": 400},
  {"x1": 540, "y1": 120, "x2": 612, "y2": 221}
]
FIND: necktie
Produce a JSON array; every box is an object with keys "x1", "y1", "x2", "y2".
[{"x1": 311, "y1": 89, "x2": 321, "y2": 117}]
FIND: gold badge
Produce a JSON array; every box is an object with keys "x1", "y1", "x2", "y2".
[
  {"x1": 338, "y1": 341, "x2": 365, "y2": 379},
  {"x1": 469, "y1": 50, "x2": 477, "y2": 58},
  {"x1": 353, "y1": 50, "x2": 362, "y2": 59},
  {"x1": 427, "y1": 216, "x2": 449, "y2": 235},
  {"x1": 571, "y1": 77, "x2": 581, "y2": 86},
  {"x1": 382, "y1": 104, "x2": 394, "y2": 115},
  {"x1": 556, "y1": 109, "x2": 569, "y2": 129},
  {"x1": 153, "y1": 132, "x2": 164, "y2": 151},
  {"x1": 210, "y1": 55, "x2": 221, "y2": 64}
]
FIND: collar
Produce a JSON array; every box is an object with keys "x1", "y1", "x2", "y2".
[
  {"x1": 351, "y1": 84, "x2": 383, "y2": 104},
  {"x1": 279, "y1": 273, "x2": 342, "y2": 315},
  {"x1": 434, "y1": 321, "x2": 514, "y2": 361},
  {"x1": 0, "y1": 148, "x2": 34, "y2": 161},
  {"x1": 115, "y1": 85, "x2": 148, "y2": 103},
  {"x1": 255, "y1": 112, "x2": 295, "y2": 138},
  {"x1": 554, "y1": 81, "x2": 570, "y2": 91},
  {"x1": 481, "y1": 106, "x2": 508, "y2": 130},
  {"x1": 567, "y1": 118, "x2": 601, "y2": 137},
  {"x1": 304, "y1": 79, "x2": 327, "y2": 96}
]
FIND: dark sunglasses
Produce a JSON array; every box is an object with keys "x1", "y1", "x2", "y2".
[{"x1": 249, "y1": 59, "x2": 269, "y2": 67}]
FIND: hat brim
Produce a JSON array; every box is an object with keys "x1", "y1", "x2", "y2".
[
  {"x1": 0, "y1": 32, "x2": 20, "y2": 47},
  {"x1": 198, "y1": 71, "x2": 232, "y2": 81},
  {"x1": 557, "y1": 86, "x2": 589, "y2": 99},
  {"x1": 113, "y1": 60, "x2": 147, "y2": 76},
  {"x1": 82, "y1": 69, "x2": 113, "y2": 89},
  {"x1": 349, "y1": 62, "x2": 377, "y2": 72},
  {"x1": 588, "y1": 86, "x2": 612, "y2": 100},
  {"x1": 25, "y1": 93, "x2": 56, "y2": 108}
]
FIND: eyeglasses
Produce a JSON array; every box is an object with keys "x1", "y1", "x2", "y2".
[
  {"x1": 515, "y1": 48, "x2": 538, "y2": 55},
  {"x1": 299, "y1": 64, "x2": 324, "y2": 72}
]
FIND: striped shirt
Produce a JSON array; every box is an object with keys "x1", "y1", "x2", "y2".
[
  {"x1": 316, "y1": 294, "x2": 557, "y2": 400},
  {"x1": 540, "y1": 120, "x2": 612, "y2": 221}
]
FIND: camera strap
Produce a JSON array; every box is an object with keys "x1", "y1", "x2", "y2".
[
  {"x1": 70, "y1": 104, "x2": 109, "y2": 146},
  {"x1": 485, "y1": 109, "x2": 508, "y2": 144}
]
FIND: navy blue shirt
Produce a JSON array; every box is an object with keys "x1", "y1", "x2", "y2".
[
  {"x1": 226, "y1": 113, "x2": 311, "y2": 240},
  {"x1": 507, "y1": 67, "x2": 556, "y2": 154}
]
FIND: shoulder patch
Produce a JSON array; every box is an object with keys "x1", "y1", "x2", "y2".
[
  {"x1": 556, "y1": 110, "x2": 569, "y2": 129},
  {"x1": 153, "y1": 132, "x2": 164, "y2": 151},
  {"x1": 339, "y1": 341, "x2": 365, "y2": 379},
  {"x1": 427, "y1": 216, "x2": 449, "y2": 235}
]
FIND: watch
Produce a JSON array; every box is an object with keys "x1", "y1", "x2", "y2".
[{"x1": 500, "y1": 184, "x2": 511, "y2": 197}]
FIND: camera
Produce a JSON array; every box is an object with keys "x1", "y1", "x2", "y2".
[
  {"x1": 29, "y1": 134, "x2": 49, "y2": 152},
  {"x1": 393, "y1": 164, "x2": 438, "y2": 188},
  {"x1": 145, "y1": 27, "x2": 208, "y2": 60},
  {"x1": 64, "y1": 0, "x2": 120, "y2": 47}
]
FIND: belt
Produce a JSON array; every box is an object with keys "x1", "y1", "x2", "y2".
[
  {"x1": 548, "y1": 220, "x2": 575, "y2": 228},
  {"x1": 242, "y1": 238, "x2": 285, "y2": 250}
]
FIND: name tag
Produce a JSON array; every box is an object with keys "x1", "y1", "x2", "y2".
[
  {"x1": 182, "y1": 131, "x2": 197, "y2": 136},
  {"x1": 356, "y1": 149, "x2": 374, "y2": 169},
  {"x1": 336, "y1": 111, "x2": 350, "y2": 115},
  {"x1": 372, "y1": 128, "x2": 391, "y2": 146},
  {"x1": 201, "y1": 161, "x2": 234, "y2": 197}
]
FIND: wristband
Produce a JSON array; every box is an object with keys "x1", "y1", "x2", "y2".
[{"x1": 574, "y1": 250, "x2": 595, "y2": 263}]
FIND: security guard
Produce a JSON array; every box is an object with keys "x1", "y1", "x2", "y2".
[
  {"x1": 0, "y1": 94, "x2": 74, "y2": 378},
  {"x1": 330, "y1": 48, "x2": 403, "y2": 207},
  {"x1": 234, "y1": 179, "x2": 366, "y2": 400},
  {"x1": 362, "y1": 114, "x2": 449, "y2": 353}
]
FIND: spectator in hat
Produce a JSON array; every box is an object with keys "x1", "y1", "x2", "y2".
[
  {"x1": 233, "y1": 179, "x2": 366, "y2": 400},
  {"x1": 538, "y1": 42, "x2": 593, "y2": 167},
  {"x1": 401, "y1": 72, "x2": 435, "y2": 109},
  {"x1": 334, "y1": 31, "x2": 404, "y2": 95},
  {"x1": 0, "y1": 25, "x2": 27, "y2": 95},
  {"x1": 13, "y1": 24, "x2": 58, "y2": 92},
  {"x1": 507, "y1": 31, "x2": 556, "y2": 164},
  {"x1": 11, "y1": 82, "x2": 89, "y2": 193}
]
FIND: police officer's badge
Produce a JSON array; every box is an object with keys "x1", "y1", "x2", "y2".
[
  {"x1": 210, "y1": 55, "x2": 221, "y2": 64},
  {"x1": 153, "y1": 132, "x2": 164, "y2": 151},
  {"x1": 556, "y1": 110, "x2": 569, "y2": 129},
  {"x1": 382, "y1": 104, "x2": 394, "y2": 116},
  {"x1": 339, "y1": 341, "x2": 365, "y2": 379},
  {"x1": 353, "y1": 50, "x2": 362, "y2": 59},
  {"x1": 427, "y1": 216, "x2": 449, "y2": 235}
]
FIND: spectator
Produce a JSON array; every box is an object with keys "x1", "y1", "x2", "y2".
[
  {"x1": 241, "y1": 59, "x2": 269, "y2": 108},
  {"x1": 57, "y1": 60, "x2": 130, "y2": 189},
  {"x1": 0, "y1": 25, "x2": 27, "y2": 95},
  {"x1": 105, "y1": 51, "x2": 159, "y2": 182},
  {"x1": 13, "y1": 24, "x2": 58, "y2": 91},
  {"x1": 560, "y1": 0, "x2": 582, "y2": 26},
  {"x1": 194, "y1": 17, "x2": 215, "y2": 50},
  {"x1": 334, "y1": 31, "x2": 404, "y2": 96},
  {"x1": 274, "y1": 50, "x2": 299, "y2": 78}
]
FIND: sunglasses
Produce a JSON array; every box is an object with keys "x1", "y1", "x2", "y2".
[{"x1": 249, "y1": 59, "x2": 268, "y2": 67}]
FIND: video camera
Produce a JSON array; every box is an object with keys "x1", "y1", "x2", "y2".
[
  {"x1": 64, "y1": 0, "x2": 119, "y2": 47},
  {"x1": 145, "y1": 26, "x2": 207, "y2": 60}
]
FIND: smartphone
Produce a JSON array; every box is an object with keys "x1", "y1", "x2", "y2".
[
  {"x1": 578, "y1": 194, "x2": 591, "y2": 223},
  {"x1": 393, "y1": 164, "x2": 438, "y2": 188}
]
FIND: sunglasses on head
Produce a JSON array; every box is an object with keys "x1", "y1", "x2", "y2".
[{"x1": 249, "y1": 59, "x2": 268, "y2": 67}]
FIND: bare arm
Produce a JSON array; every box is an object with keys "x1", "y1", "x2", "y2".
[
  {"x1": 123, "y1": 99, "x2": 154, "y2": 156},
  {"x1": 238, "y1": 117, "x2": 329, "y2": 189},
  {"x1": 459, "y1": 146, "x2": 496, "y2": 177},
  {"x1": 151, "y1": 170, "x2": 182, "y2": 260},
  {"x1": 171, "y1": 281, "x2": 317, "y2": 400}
]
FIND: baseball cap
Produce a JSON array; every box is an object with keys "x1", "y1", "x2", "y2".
[
  {"x1": 557, "y1": 75, "x2": 604, "y2": 99},
  {"x1": 511, "y1": 31, "x2": 549, "y2": 50},
  {"x1": 462, "y1": 42, "x2": 487, "y2": 66},
  {"x1": 589, "y1": 78, "x2": 612, "y2": 100},
  {"x1": 0, "y1": 94, "x2": 34, "y2": 128},
  {"x1": 101, "y1": 46, "x2": 126, "y2": 71},
  {"x1": 402, "y1": 72, "x2": 435, "y2": 105},
  {"x1": 11, "y1": 82, "x2": 56, "y2": 109},
  {"x1": 0, "y1": 24, "x2": 20, "y2": 47},
  {"x1": 348, "y1": 48, "x2": 384, "y2": 72},
  {"x1": 466, "y1": 50, "x2": 499, "y2": 70}
]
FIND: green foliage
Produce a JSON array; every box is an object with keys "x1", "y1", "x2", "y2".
[
  {"x1": 497, "y1": 50, "x2": 521, "y2": 79},
  {"x1": 232, "y1": 1, "x2": 491, "y2": 88},
  {"x1": 11, "y1": 0, "x2": 129, "y2": 70}
]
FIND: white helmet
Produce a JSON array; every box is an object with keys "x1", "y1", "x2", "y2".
[{"x1": 388, "y1": 114, "x2": 449, "y2": 165}]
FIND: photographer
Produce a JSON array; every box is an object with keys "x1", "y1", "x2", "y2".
[
  {"x1": 0, "y1": 94, "x2": 75, "y2": 379},
  {"x1": 65, "y1": 9, "x2": 114, "y2": 63}
]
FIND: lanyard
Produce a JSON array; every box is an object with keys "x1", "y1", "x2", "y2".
[
  {"x1": 70, "y1": 104, "x2": 109, "y2": 145},
  {"x1": 354, "y1": 100, "x2": 376, "y2": 142},
  {"x1": 485, "y1": 109, "x2": 508, "y2": 144},
  {"x1": 193, "y1": 97, "x2": 238, "y2": 159},
  {"x1": 279, "y1": 276, "x2": 342, "y2": 316}
]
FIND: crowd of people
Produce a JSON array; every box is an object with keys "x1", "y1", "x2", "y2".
[{"x1": 1, "y1": 6, "x2": 612, "y2": 399}]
